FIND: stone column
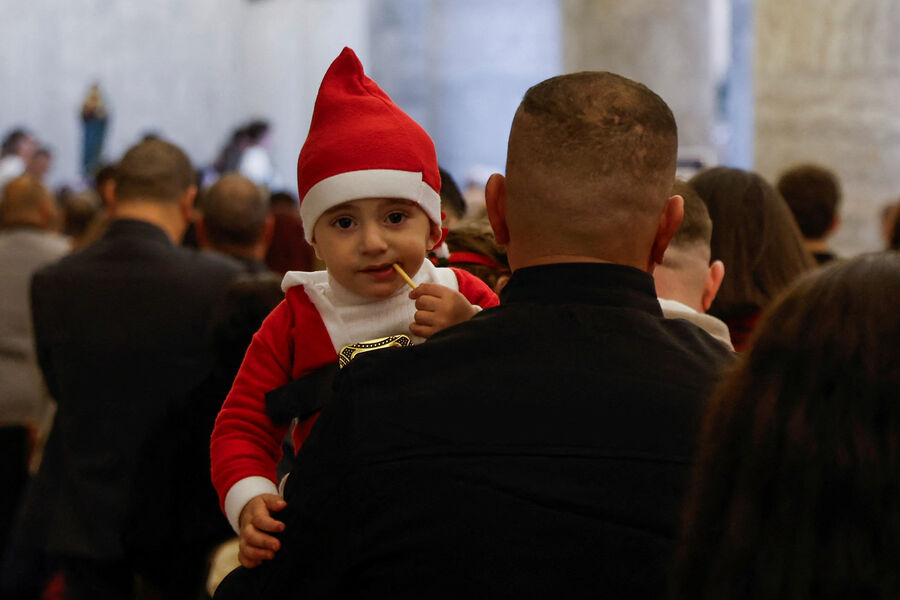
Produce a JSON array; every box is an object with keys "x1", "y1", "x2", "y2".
[
  {"x1": 368, "y1": 0, "x2": 562, "y2": 187},
  {"x1": 755, "y1": 0, "x2": 900, "y2": 253},
  {"x1": 562, "y1": 0, "x2": 716, "y2": 163}
]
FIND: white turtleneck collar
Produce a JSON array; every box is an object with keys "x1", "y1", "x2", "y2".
[{"x1": 281, "y1": 259, "x2": 458, "y2": 352}]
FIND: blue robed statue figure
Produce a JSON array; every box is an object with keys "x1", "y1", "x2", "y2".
[{"x1": 81, "y1": 83, "x2": 108, "y2": 179}]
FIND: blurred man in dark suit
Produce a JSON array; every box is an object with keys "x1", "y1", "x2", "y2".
[{"x1": 29, "y1": 139, "x2": 241, "y2": 599}]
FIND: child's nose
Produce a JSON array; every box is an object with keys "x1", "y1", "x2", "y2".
[{"x1": 359, "y1": 223, "x2": 389, "y2": 253}]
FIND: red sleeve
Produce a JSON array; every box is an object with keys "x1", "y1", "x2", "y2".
[
  {"x1": 209, "y1": 286, "x2": 338, "y2": 511},
  {"x1": 451, "y1": 267, "x2": 500, "y2": 309}
]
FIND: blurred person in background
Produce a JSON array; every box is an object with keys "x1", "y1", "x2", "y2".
[
  {"x1": 26, "y1": 138, "x2": 241, "y2": 599},
  {"x1": 776, "y1": 163, "x2": 842, "y2": 264},
  {"x1": 444, "y1": 217, "x2": 510, "y2": 293},
  {"x1": 239, "y1": 119, "x2": 281, "y2": 190},
  {"x1": 196, "y1": 174, "x2": 273, "y2": 274},
  {"x1": 439, "y1": 167, "x2": 467, "y2": 226},
  {"x1": 0, "y1": 175, "x2": 69, "y2": 564},
  {"x1": 689, "y1": 167, "x2": 814, "y2": 351},
  {"x1": 25, "y1": 147, "x2": 52, "y2": 182},
  {"x1": 881, "y1": 199, "x2": 899, "y2": 250},
  {"x1": 654, "y1": 180, "x2": 731, "y2": 350},
  {"x1": 264, "y1": 191, "x2": 316, "y2": 274},
  {"x1": 673, "y1": 253, "x2": 900, "y2": 600},
  {"x1": 0, "y1": 129, "x2": 37, "y2": 189}
]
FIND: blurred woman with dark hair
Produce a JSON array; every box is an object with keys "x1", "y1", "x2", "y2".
[
  {"x1": 689, "y1": 167, "x2": 814, "y2": 350},
  {"x1": 672, "y1": 253, "x2": 900, "y2": 600}
]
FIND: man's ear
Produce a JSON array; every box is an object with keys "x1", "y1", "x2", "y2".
[
  {"x1": 102, "y1": 180, "x2": 116, "y2": 208},
  {"x1": 825, "y1": 215, "x2": 841, "y2": 237},
  {"x1": 701, "y1": 259, "x2": 725, "y2": 313},
  {"x1": 179, "y1": 185, "x2": 198, "y2": 223},
  {"x1": 106, "y1": 181, "x2": 117, "y2": 214},
  {"x1": 650, "y1": 194, "x2": 684, "y2": 267},
  {"x1": 194, "y1": 218, "x2": 210, "y2": 249},
  {"x1": 485, "y1": 173, "x2": 509, "y2": 246},
  {"x1": 261, "y1": 214, "x2": 275, "y2": 251}
]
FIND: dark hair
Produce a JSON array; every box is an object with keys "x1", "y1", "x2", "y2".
[
  {"x1": 689, "y1": 167, "x2": 814, "y2": 315},
  {"x1": 115, "y1": 139, "x2": 195, "y2": 203},
  {"x1": 269, "y1": 191, "x2": 298, "y2": 210},
  {"x1": 62, "y1": 190, "x2": 102, "y2": 238},
  {"x1": 209, "y1": 273, "x2": 284, "y2": 371},
  {"x1": 445, "y1": 218, "x2": 509, "y2": 291},
  {"x1": 1, "y1": 129, "x2": 29, "y2": 157},
  {"x1": 671, "y1": 179, "x2": 712, "y2": 248},
  {"x1": 439, "y1": 168, "x2": 466, "y2": 222},
  {"x1": 244, "y1": 120, "x2": 270, "y2": 144},
  {"x1": 673, "y1": 253, "x2": 900, "y2": 600},
  {"x1": 94, "y1": 163, "x2": 117, "y2": 190},
  {"x1": 201, "y1": 174, "x2": 268, "y2": 246},
  {"x1": 776, "y1": 164, "x2": 841, "y2": 239}
]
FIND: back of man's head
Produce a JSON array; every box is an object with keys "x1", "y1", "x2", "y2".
[
  {"x1": 503, "y1": 71, "x2": 678, "y2": 265},
  {"x1": 0, "y1": 174, "x2": 58, "y2": 229},
  {"x1": 654, "y1": 180, "x2": 723, "y2": 313},
  {"x1": 115, "y1": 139, "x2": 194, "y2": 204},
  {"x1": 200, "y1": 174, "x2": 269, "y2": 250},
  {"x1": 776, "y1": 164, "x2": 841, "y2": 240}
]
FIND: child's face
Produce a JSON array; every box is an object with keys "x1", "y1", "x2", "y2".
[{"x1": 312, "y1": 197, "x2": 441, "y2": 299}]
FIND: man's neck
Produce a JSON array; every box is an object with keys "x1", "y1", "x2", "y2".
[
  {"x1": 113, "y1": 201, "x2": 185, "y2": 244},
  {"x1": 804, "y1": 238, "x2": 831, "y2": 254}
]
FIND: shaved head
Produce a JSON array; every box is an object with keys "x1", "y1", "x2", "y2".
[{"x1": 503, "y1": 71, "x2": 678, "y2": 263}]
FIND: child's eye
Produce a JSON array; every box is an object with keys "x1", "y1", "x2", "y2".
[
  {"x1": 333, "y1": 216, "x2": 355, "y2": 230},
  {"x1": 386, "y1": 212, "x2": 406, "y2": 225}
]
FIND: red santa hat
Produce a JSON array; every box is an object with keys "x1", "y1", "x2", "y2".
[{"x1": 297, "y1": 47, "x2": 442, "y2": 242}]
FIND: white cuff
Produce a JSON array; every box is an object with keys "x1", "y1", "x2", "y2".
[{"x1": 223, "y1": 476, "x2": 279, "y2": 534}]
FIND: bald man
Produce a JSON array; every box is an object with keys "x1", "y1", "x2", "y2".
[
  {"x1": 217, "y1": 72, "x2": 734, "y2": 599},
  {"x1": 197, "y1": 174, "x2": 273, "y2": 273}
]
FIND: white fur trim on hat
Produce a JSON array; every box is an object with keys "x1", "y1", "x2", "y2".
[{"x1": 300, "y1": 169, "x2": 442, "y2": 242}]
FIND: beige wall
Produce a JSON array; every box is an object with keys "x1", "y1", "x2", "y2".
[
  {"x1": 562, "y1": 0, "x2": 716, "y2": 157},
  {"x1": 755, "y1": 0, "x2": 900, "y2": 253}
]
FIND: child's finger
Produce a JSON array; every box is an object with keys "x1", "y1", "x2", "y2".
[
  {"x1": 409, "y1": 322, "x2": 436, "y2": 338},
  {"x1": 251, "y1": 511, "x2": 285, "y2": 534},
  {"x1": 239, "y1": 540, "x2": 275, "y2": 567},
  {"x1": 409, "y1": 283, "x2": 445, "y2": 300},
  {"x1": 413, "y1": 309, "x2": 438, "y2": 326},
  {"x1": 414, "y1": 294, "x2": 439, "y2": 312},
  {"x1": 244, "y1": 527, "x2": 281, "y2": 552}
]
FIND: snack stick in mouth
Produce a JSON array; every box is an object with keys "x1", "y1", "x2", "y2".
[{"x1": 392, "y1": 263, "x2": 417, "y2": 289}]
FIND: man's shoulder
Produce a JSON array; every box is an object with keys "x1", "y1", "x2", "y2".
[{"x1": 182, "y1": 246, "x2": 245, "y2": 277}]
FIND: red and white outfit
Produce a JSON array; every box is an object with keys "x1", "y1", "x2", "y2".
[
  {"x1": 210, "y1": 260, "x2": 497, "y2": 531},
  {"x1": 210, "y1": 47, "x2": 500, "y2": 531}
]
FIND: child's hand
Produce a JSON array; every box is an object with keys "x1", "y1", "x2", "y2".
[
  {"x1": 238, "y1": 493, "x2": 287, "y2": 568},
  {"x1": 409, "y1": 283, "x2": 479, "y2": 338}
]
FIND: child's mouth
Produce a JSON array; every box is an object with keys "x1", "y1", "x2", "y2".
[{"x1": 361, "y1": 264, "x2": 396, "y2": 280}]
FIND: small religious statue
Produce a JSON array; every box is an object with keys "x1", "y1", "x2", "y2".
[{"x1": 81, "y1": 83, "x2": 108, "y2": 179}]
